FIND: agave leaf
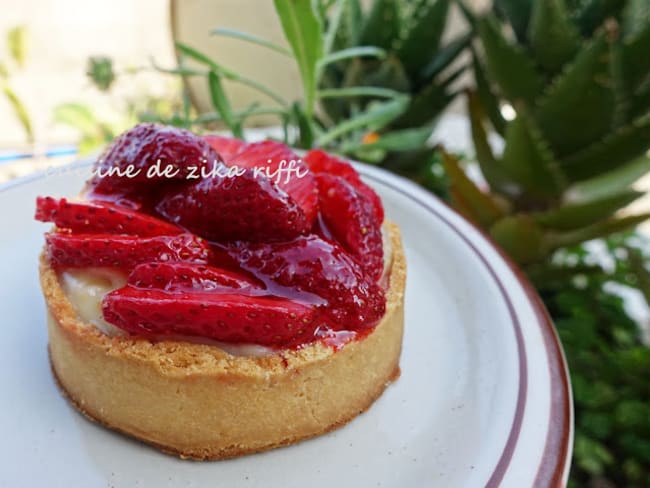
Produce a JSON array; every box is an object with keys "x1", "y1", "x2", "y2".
[
  {"x1": 501, "y1": 111, "x2": 566, "y2": 199},
  {"x1": 418, "y1": 33, "x2": 471, "y2": 85},
  {"x1": 477, "y1": 15, "x2": 544, "y2": 105},
  {"x1": 346, "y1": 55, "x2": 411, "y2": 93},
  {"x1": 333, "y1": 0, "x2": 363, "y2": 50},
  {"x1": 391, "y1": 65, "x2": 463, "y2": 129},
  {"x1": 618, "y1": 21, "x2": 650, "y2": 120},
  {"x1": 533, "y1": 189, "x2": 643, "y2": 231},
  {"x1": 544, "y1": 213, "x2": 650, "y2": 250},
  {"x1": 567, "y1": 156, "x2": 650, "y2": 202},
  {"x1": 490, "y1": 215, "x2": 546, "y2": 264},
  {"x1": 621, "y1": 0, "x2": 650, "y2": 39},
  {"x1": 359, "y1": 0, "x2": 400, "y2": 50},
  {"x1": 396, "y1": 0, "x2": 450, "y2": 79},
  {"x1": 207, "y1": 71, "x2": 242, "y2": 138},
  {"x1": 494, "y1": 0, "x2": 532, "y2": 43},
  {"x1": 471, "y1": 50, "x2": 506, "y2": 136},
  {"x1": 467, "y1": 91, "x2": 516, "y2": 195},
  {"x1": 535, "y1": 31, "x2": 615, "y2": 158},
  {"x1": 574, "y1": 0, "x2": 626, "y2": 36},
  {"x1": 442, "y1": 150, "x2": 505, "y2": 227},
  {"x1": 274, "y1": 0, "x2": 324, "y2": 117},
  {"x1": 528, "y1": 0, "x2": 581, "y2": 74},
  {"x1": 562, "y1": 111, "x2": 650, "y2": 181}
]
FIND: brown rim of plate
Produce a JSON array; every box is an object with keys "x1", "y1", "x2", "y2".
[{"x1": 362, "y1": 171, "x2": 572, "y2": 488}]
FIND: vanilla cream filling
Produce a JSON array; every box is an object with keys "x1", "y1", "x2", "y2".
[{"x1": 59, "y1": 226, "x2": 393, "y2": 356}]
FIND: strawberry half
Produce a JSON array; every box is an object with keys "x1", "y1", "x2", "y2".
[
  {"x1": 45, "y1": 232, "x2": 211, "y2": 269},
  {"x1": 203, "y1": 135, "x2": 248, "y2": 162},
  {"x1": 102, "y1": 286, "x2": 321, "y2": 347},
  {"x1": 227, "y1": 235, "x2": 385, "y2": 328},
  {"x1": 35, "y1": 197, "x2": 182, "y2": 236},
  {"x1": 128, "y1": 262, "x2": 261, "y2": 293},
  {"x1": 89, "y1": 123, "x2": 220, "y2": 195},
  {"x1": 156, "y1": 170, "x2": 310, "y2": 242},
  {"x1": 304, "y1": 149, "x2": 383, "y2": 222},
  {"x1": 230, "y1": 140, "x2": 318, "y2": 224},
  {"x1": 316, "y1": 175, "x2": 384, "y2": 281}
]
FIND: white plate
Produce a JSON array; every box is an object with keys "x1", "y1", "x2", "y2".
[{"x1": 0, "y1": 162, "x2": 572, "y2": 488}]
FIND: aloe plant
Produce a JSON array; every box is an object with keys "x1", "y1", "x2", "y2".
[
  {"x1": 448, "y1": 0, "x2": 650, "y2": 266},
  {"x1": 318, "y1": 0, "x2": 470, "y2": 167}
]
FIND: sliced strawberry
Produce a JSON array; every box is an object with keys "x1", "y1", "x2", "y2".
[
  {"x1": 230, "y1": 140, "x2": 318, "y2": 224},
  {"x1": 304, "y1": 149, "x2": 383, "y2": 222},
  {"x1": 102, "y1": 286, "x2": 321, "y2": 347},
  {"x1": 45, "y1": 232, "x2": 211, "y2": 269},
  {"x1": 227, "y1": 235, "x2": 385, "y2": 328},
  {"x1": 316, "y1": 175, "x2": 384, "y2": 281},
  {"x1": 89, "y1": 123, "x2": 221, "y2": 195},
  {"x1": 203, "y1": 135, "x2": 248, "y2": 162},
  {"x1": 128, "y1": 262, "x2": 261, "y2": 293},
  {"x1": 156, "y1": 170, "x2": 310, "y2": 242},
  {"x1": 35, "y1": 197, "x2": 182, "y2": 236}
]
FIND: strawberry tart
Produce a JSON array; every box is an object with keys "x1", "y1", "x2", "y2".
[{"x1": 36, "y1": 124, "x2": 406, "y2": 460}]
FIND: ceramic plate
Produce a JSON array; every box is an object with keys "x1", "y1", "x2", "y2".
[{"x1": 0, "y1": 162, "x2": 572, "y2": 487}]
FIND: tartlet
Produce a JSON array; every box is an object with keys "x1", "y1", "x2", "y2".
[{"x1": 36, "y1": 124, "x2": 406, "y2": 460}]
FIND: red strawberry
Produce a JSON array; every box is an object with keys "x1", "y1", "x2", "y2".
[
  {"x1": 227, "y1": 235, "x2": 385, "y2": 328},
  {"x1": 45, "y1": 232, "x2": 211, "y2": 269},
  {"x1": 316, "y1": 175, "x2": 384, "y2": 281},
  {"x1": 203, "y1": 135, "x2": 248, "y2": 162},
  {"x1": 304, "y1": 149, "x2": 383, "y2": 222},
  {"x1": 89, "y1": 123, "x2": 221, "y2": 195},
  {"x1": 230, "y1": 140, "x2": 318, "y2": 224},
  {"x1": 102, "y1": 286, "x2": 321, "y2": 347},
  {"x1": 156, "y1": 170, "x2": 310, "y2": 242},
  {"x1": 35, "y1": 197, "x2": 182, "y2": 236},
  {"x1": 128, "y1": 262, "x2": 261, "y2": 293}
]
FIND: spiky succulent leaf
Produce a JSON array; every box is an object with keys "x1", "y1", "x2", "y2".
[
  {"x1": 529, "y1": 0, "x2": 581, "y2": 73},
  {"x1": 345, "y1": 56, "x2": 411, "y2": 93},
  {"x1": 396, "y1": 0, "x2": 449, "y2": 79},
  {"x1": 490, "y1": 215, "x2": 546, "y2": 264},
  {"x1": 618, "y1": 21, "x2": 650, "y2": 120},
  {"x1": 467, "y1": 91, "x2": 515, "y2": 194},
  {"x1": 333, "y1": 0, "x2": 363, "y2": 50},
  {"x1": 471, "y1": 50, "x2": 507, "y2": 136},
  {"x1": 573, "y1": 0, "x2": 627, "y2": 36},
  {"x1": 360, "y1": 0, "x2": 400, "y2": 50},
  {"x1": 562, "y1": 111, "x2": 650, "y2": 181},
  {"x1": 478, "y1": 15, "x2": 544, "y2": 105},
  {"x1": 567, "y1": 156, "x2": 650, "y2": 202},
  {"x1": 533, "y1": 189, "x2": 643, "y2": 230},
  {"x1": 535, "y1": 31, "x2": 615, "y2": 158},
  {"x1": 500, "y1": 111, "x2": 566, "y2": 199},
  {"x1": 442, "y1": 151, "x2": 506, "y2": 227},
  {"x1": 419, "y1": 33, "x2": 471, "y2": 84},
  {"x1": 494, "y1": 0, "x2": 532, "y2": 43}
]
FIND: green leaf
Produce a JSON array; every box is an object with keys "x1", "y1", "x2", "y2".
[
  {"x1": 396, "y1": 0, "x2": 450, "y2": 79},
  {"x1": 318, "y1": 86, "x2": 401, "y2": 99},
  {"x1": 442, "y1": 150, "x2": 506, "y2": 228},
  {"x1": 333, "y1": 0, "x2": 363, "y2": 50},
  {"x1": 342, "y1": 126, "x2": 433, "y2": 153},
  {"x1": 545, "y1": 213, "x2": 650, "y2": 250},
  {"x1": 618, "y1": 21, "x2": 650, "y2": 120},
  {"x1": 477, "y1": 15, "x2": 544, "y2": 105},
  {"x1": 533, "y1": 190, "x2": 643, "y2": 230},
  {"x1": 1, "y1": 79, "x2": 32, "y2": 142},
  {"x1": 500, "y1": 111, "x2": 566, "y2": 199},
  {"x1": 6, "y1": 26, "x2": 27, "y2": 67},
  {"x1": 494, "y1": 0, "x2": 533, "y2": 43},
  {"x1": 490, "y1": 215, "x2": 546, "y2": 264},
  {"x1": 274, "y1": 0, "x2": 324, "y2": 117},
  {"x1": 567, "y1": 156, "x2": 650, "y2": 202},
  {"x1": 207, "y1": 70, "x2": 242, "y2": 138},
  {"x1": 317, "y1": 46, "x2": 385, "y2": 69},
  {"x1": 528, "y1": 0, "x2": 581, "y2": 73},
  {"x1": 175, "y1": 42, "x2": 289, "y2": 106},
  {"x1": 315, "y1": 95, "x2": 409, "y2": 146},
  {"x1": 291, "y1": 102, "x2": 315, "y2": 148},
  {"x1": 535, "y1": 31, "x2": 616, "y2": 158},
  {"x1": 472, "y1": 50, "x2": 507, "y2": 136},
  {"x1": 323, "y1": 0, "x2": 344, "y2": 53},
  {"x1": 625, "y1": 245, "x2": 650, "y2": 308},
  {"x1": 359, "y1": 0, "x2": 400, "y2": 50},
  {"x1": 562, "y1": 111, "x2": 650, "y2": 181},
  {"x1": 418, "y1": 33, "x2": 471, "y2": 84},
  {"x1": 467, "y1": 91, "x2": 515, "y2": 194},
  {"x1": 345, "y1": 55, "x2": 411, "y2": 93},
  {"x1": 53, "y1": 103, "x2": 99, "y2": 135},
  {"x1": 210, "y1": 28, "x2": 292, "y2": 56},
  {"x1": 621, "y1": 0, "x2": 650, "y2": 39}
]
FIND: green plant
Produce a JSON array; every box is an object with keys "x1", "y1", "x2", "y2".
[
  {"x1": 447, "y1": 0, "x2": 650, "y2": 268},
  {"x1": 0, "y1": 26, "x2": 33, "y2": 143}
]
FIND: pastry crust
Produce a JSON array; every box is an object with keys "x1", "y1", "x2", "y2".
[{"x1": 41, "y1": 222, "x2": 406, "y2": 460}]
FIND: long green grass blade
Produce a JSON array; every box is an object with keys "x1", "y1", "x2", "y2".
[
  {"x1": 207, "y1": 71, "x2": 242, "y2": 137},
  {"x1": 210, "y1": 28, "x2": 291, "y2": 56},
  {"x1": 318, "y1": 46, "x2": 385, "y2": 69}
]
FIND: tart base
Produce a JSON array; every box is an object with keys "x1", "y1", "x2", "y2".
[{"x1": 41, "y1": 222, "x2": 406, "y2": 460}]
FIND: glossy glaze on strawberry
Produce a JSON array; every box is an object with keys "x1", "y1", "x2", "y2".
[{"x1": 36, "y1": 124, "x2": 386, "y2": 349}]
